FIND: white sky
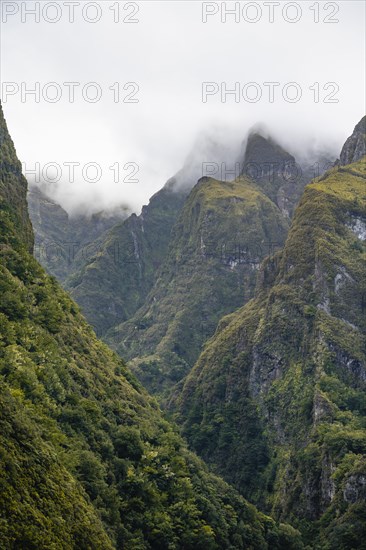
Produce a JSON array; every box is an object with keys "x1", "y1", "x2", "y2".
[{"x1": 1, "y1": 0, "x2": 365, "y2": 215}]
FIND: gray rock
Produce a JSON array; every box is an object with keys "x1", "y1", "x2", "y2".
[{"x1": 339, "y1": 116, "x2": 366, "y2": 166}]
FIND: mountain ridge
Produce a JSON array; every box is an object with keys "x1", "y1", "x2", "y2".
[
  {"x1": 170, "y1": 117, "x2": 366, "y2": 546},
  {"x1": 106, "y1": 133, "x2": 331, "y2": 399},
  {"x1": 107, "y1": 171, "x2": 290, "y2": 397},
  {"x1": 0, "y1": 102, "x2": 303, "y2": 548},
  {"x1": 28, "y1": 185, "x2": 128, "y2": 283}
]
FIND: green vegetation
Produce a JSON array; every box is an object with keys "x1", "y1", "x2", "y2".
[
  {"x1": 28, "y1": 186, "x2": 127, "y2": 284},
  {"x1": 108, "y1": 176, "x2": 290, "y2": 398},
  {"x1": 0, "y1": 103, "x2": 304, "y2": 548},
  {"x1": 66, "y1": 183, "x2": 187, "y2": 337},
  {"x1": 172, "y1": 155, "x2": 366, "y2": 547}
]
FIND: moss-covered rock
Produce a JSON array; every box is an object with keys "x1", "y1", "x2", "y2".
[
  {"x1": 172, "y1": 136, "x2": 366, "y2": 547},
  {"x1": 108, "y1": 175, "x2": 290, "y2": 398},
  {"x1": 66, "y1": 182, "x2": 187, "y2": 338}
]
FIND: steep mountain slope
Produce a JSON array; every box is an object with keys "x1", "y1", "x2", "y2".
[
  {"x1": 28, "y1": 185, "x2": 127, "y2": 283},
  {"x1": 66, "y1": 182, "x2": 187, "y2": 337},
  {"x1": 0, "y1": 123, "x2": 33, "y2": 254},
  {"x1": 43, "y1": 132, "x2": 243, "y2": 340},
  {"x1": 241, "y1": 133, "x2": 301, "y2": 219},
  {"x1": 338, "y1": 115, "x2": 366, "y2": 165},
  {"x1": 106, "y1": 134, "x2": 326, "y2": 398},
  {"x1": 1, "y1": 104, "x2": 304, "y2": 548},
  {"x1": 172, "y1": 120, "x2": 366, "y2": 546},
  {"x1": 35, "y1": 131, "x2": 331, "y2": 367},
  {"x1": 107, "y1": 174, "x2": 290, "y2": 397}
]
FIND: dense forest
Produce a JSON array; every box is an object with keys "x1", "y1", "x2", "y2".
[
  {"x1": 0, "y1": 103, "x2": 304, "y2": 548},
  {"x1": 1, "y1": 99, "x2": 365, "y2": 548}
]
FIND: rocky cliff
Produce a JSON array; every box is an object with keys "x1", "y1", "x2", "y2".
[
  {"x1": 339, "y1": 115, "x2": 366, "y2": 166},
  {"x1": 172, "y1": 119, "x2": 366, "y2": 547}
]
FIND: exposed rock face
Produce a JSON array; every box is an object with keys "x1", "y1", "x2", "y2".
[
  {"x1": 28, "y1": 186, "x2": 127, "y2": 283},
  {"x1": 312, "y1": 391, "x2": 334, "y2": 424},
  {"x1": 343, "y1": 474, "x2": 366, "y2": 503},
  {"x1": 346, "y1": 215, "x2": 366, "y2": 240},
  {"x1": 172, "y1": 125, "x2": 366, "y2": 545},
  {"x1": 242, "y1": 133, "x2": 295, "y2": 171},
  {"x1": 339, "y1": 115, "x2": 366, "y2": 165},
  {"x1": 108, "y1": 175, "x2": 289, "y2": 397},
  {"x1": 67, "y1": 182, "x2": 187, "y2": 337},
  {"x1": 241, "y1": 133, "x2": 300, "y2": 219}
]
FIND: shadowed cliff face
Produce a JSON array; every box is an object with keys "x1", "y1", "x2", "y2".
[
  {"x1": 28, "y1": 185, "x2": 128, "y2": 283},
  {"x1": 107, "y1": 174, "x2": 290, "y2": 398},
  {"x1": 171, "y1": 118, "x2": 366, "y2": 546},
  {"x1": 339, "y1": 116, "x2": 366, "y2": 166},
  {"x1": 0, "y1": 104, "x2": 34, "y2": 253},
  {"x1": 241, "y1": 133, "x2": 316, "y2": 219},
  {"x1": 66, "y1": 182, "x2": 188, "y2": 337}
]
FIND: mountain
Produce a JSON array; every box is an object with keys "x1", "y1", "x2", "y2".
[
  {"x1": 241, "y1": 133, "x2": 300, "y2": 219},
  {"x1": 108, "y1": 172, "x2": 290, "y2": 397},
  {"x1": 106, "y1": 135, "x2": 329, "y2": 399},
  {"x1": 171, "y1": 118, "x2": 366, "y2": 547},
  {"x1": 30, "y1": 131, "x2": 332, "y2": 391},
  {"x1": 28, "y1": 186, "x2": 128, "y2": 284},
  {"x1": 339, "y1": 115, "x2": 366, "y2": 166},
  {"x1": 66, "y1": 181, "x2": 187, "y2": 337},
  {"x1": 56, "y1": 132, "x2": 241, "y2": 340},
  {"x1": 0, "y1": 104, "x2": 306, "y2": 548}
]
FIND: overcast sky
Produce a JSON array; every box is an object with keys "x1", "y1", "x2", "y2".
[{"x1": 1, "y1": 0, "x2": 365, "y2": 215}]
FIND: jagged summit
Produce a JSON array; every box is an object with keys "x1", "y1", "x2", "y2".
[
  {"x1": 242, "y1": 132, "x2": 295, "y2": 170},
  {"x1": 172, "y1": 152, "x2": 366, "y2": 545},
  {"x1": 240, "y1": 131, "x2": 305, "y2": 219},
  {"x1": 339, "y1": 115, "x2": 366, "y2": 165}
]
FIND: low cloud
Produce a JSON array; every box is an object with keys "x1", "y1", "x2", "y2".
[{"x1": 2, "y1": 1, "x2": 364, "y2": 215}]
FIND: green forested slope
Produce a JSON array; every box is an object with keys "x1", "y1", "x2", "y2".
[
  {"x1": 108, "y1": 174, "x2": 290, "y2": 398},
  {"x1": 172, "y1": 152, "x2": 366, "y2": 547},
  {"x1": 0, "y1": 104, "x2": 304, "y2": 548},
  {"x1": 66, "y1": 182, "x2": 187, "y2": 338}
]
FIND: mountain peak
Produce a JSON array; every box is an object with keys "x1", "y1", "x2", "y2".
[
  {"x1": 242, "y1": 132, "x2": 294, "y2": 169},
  {"x1": 239, "y1": 131, "x2": 305, "y2": 219},
  {"x1": 339, "y1": 115, "x2": 366, "y2": 165}
]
